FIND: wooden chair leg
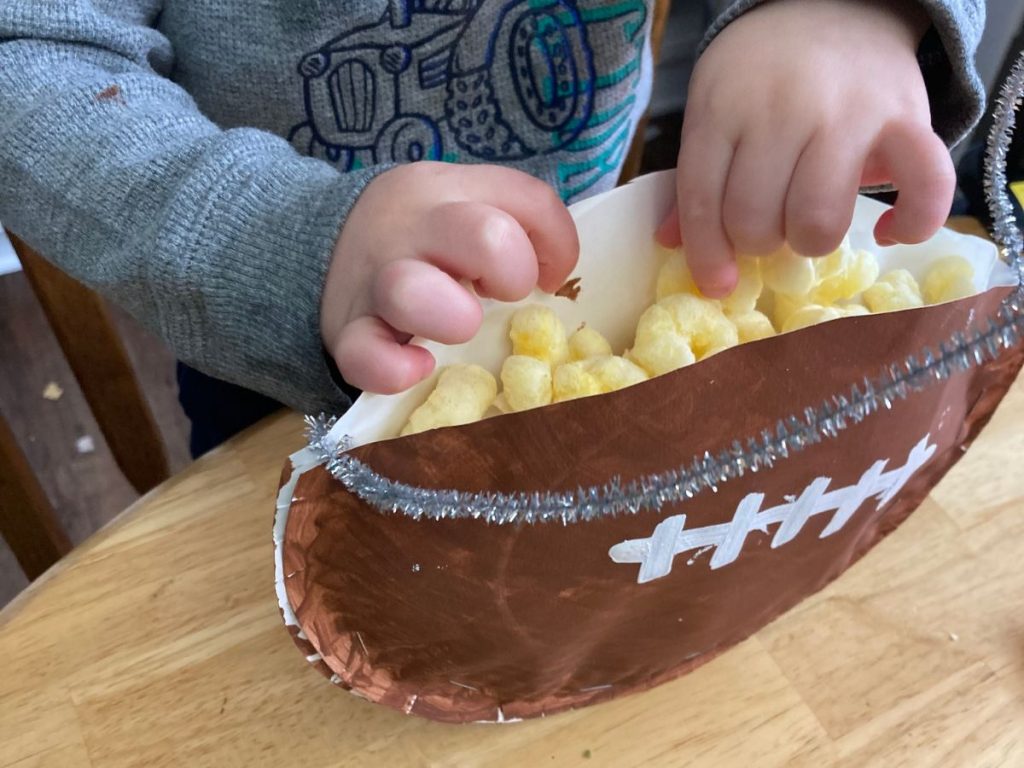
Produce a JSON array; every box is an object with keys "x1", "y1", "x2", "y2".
[
  {"x1": 10, "y1": 235, "x2": 171, "y2": 494},
  {"x1": 0, "y1": 413, "x2": 72, "y2": 580},
  {"x1": 618, "y1": 0, "x2": 674, "y2": 185}
]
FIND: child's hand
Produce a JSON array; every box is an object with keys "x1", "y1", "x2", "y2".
[
  {"x1": 657, "y1": 0, "x2": 954, "y2": 298},
  {"x1": 321, "y1": 162, "x2": 578, "y2": 394}
]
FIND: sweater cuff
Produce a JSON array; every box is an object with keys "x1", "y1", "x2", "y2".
[
  {"x1": 156, "y1": 140, "x2": 390, "y2": 416},
  {"x1": 913, "y1": 0, "x2": 985, "y2": 147}
]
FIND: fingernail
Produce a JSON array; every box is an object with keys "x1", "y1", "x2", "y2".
[
  {"x1": 874, "y1": 210, "x2": 898, "y2": 247},
  {"x1": 656, "y1": 214, "x2": 682, "y2": 248}
]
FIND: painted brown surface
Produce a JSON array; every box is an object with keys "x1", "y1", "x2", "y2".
[{"x1": 282, "y1": 285, "x2": 1024, "y2": 722}]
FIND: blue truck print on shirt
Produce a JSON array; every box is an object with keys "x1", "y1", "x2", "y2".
[{"x1": 288, "y1": 0, "x2": 647, "y2": 201}]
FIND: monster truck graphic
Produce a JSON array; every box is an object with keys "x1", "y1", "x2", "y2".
[{"x1": 289, "y1": 0, "x2": 647, "y2": 199}]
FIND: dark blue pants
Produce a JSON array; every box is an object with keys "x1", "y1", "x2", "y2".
[{"x1": 176, "y1": 363, "x2": 282, "y2": 459}]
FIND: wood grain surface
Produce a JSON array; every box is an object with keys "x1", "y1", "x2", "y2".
[
  {"x1": 10, "y1": 234, "x2": 171, "y2": 495},
  {"x1": 0, "y1": 415, "x2": 71, "y2": 580},
  {"x1": 0, "y1": 268, "x2": 190, "y2": 604},
  {"x1": 1, "y1": 370, "x2": 1022, "y2": 767}
]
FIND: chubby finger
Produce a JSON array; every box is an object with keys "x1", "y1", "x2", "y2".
[
  {"x1": 373, "y1": 258, "x2": 483, "y2": 344},
  {"x1": 331, "y1": 315, "x2": 436, "y2": 394},
  {"x1": 676, "y1": 123, "x2": 738, "y2": 297},
  {"x1": 785, "y1": 126, "x2": 869, "y2": 256},
  {"x1": 722, "y1": 130, "x2": 806, "y2": 255},
  {"x1": 656, "y1": 203, "x2": 683, "y2": 248},
  {"x1": 421, "y1": 201, "x2": 539, "y2": 301},
  {"x1": 869, "y1": 121, "x2": 955, "y2": 246},
  {"x1": 460, "y1": 167, "x2": 579, "y2": 292}
]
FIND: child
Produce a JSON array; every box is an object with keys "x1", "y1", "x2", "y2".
[{"x1": 0, "y1": 0, "x2": 984, "y2": 454}]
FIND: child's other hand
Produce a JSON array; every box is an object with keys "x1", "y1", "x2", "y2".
[
  {"x1": 321, "y1": 162, "x2": 578, "y2": 394},
  {"x1": 657, "y1": 0, "x2": 954, "y2": 298}
]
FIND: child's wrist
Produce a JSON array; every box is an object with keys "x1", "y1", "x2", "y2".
[
  {"x1": 764, "y1": 0, "x2": 929, "y2": 46},
  {"x1": 883, "y1": 0, "x2": 931, "y2": 45}
]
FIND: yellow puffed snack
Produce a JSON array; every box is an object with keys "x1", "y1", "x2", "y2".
[
  {"x1": 500, "y1": 355, "x2": 553, "y2": 412},
  {"x1": 732, "y1": 310, "x2": 776, "y2": 343},
  {"x1": 781, "y1": 304, "x2": 842, "y2": 333},
  {"x1": 401, "y1": 364, "x2": 498, "y2": 436},
  {"x1": 838, "y1": 303, "x2": 870, "y2": 317},
  {"x1": 863, "y1": 269, "x2": 924, "y2": 313},
  {"x1": 661, "y1": 294, "x2": 739, "y2": 359},
  {"x1": 657, "y1": 249, "x2": 760, "y2": 316},
  {"x1": 630, "y1": 304, "x2": 697, "y2": 376},
  {"x1": 721, "y1": 256, "x2": 763, "y2": 317},
  {"x1": 772, "y1": 292, "x2": 811, "y2": 330},
  {"x1": 761, "y1": 245, "x2": 817, "y2": 297},
  {"x1": 630, "y1": 295, "x2": 737, "y2": 375},
  {"x1": 569, "y1": 325, "x2": 613, "y2": 361},
  {"x1": 702, "y1": 344, "x2": 732, "y2": 358},
  {"x1": 656, "y1": 248, "x2": 698, "y2": 301},
  {"x1": 809, "y1": 249, "x2": 879, "y2": 305},
  {"x1": 553, "y1": 356, "x2": 649, "y2": 402},
  {"x1": 811, "y1": 239, "x2": 852, "y2": 280},
  {"x1": 552, "y1": 361, "x2": 603, "y2": 400},
  {"x1": 510, "y1": 305, "x2": 569, "y2": 365},
  {"x1": 923, "y1": 256, "x2": 975, "y2": 304}
]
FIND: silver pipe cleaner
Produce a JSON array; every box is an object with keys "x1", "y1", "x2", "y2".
[
  {"x1": 985, "y1": 48, "x2": 1024, "y2": 277},
  {"x1": 309, "y1": 49, "x2": 1024, "y2": 526}
]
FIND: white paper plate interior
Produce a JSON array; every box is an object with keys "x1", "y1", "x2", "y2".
[{"x1": 329, "y1": 170, "x2": 1016, "y2": 450}]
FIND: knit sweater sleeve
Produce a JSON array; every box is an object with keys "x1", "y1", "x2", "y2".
[{"x1": 0, "y1": 2, "x2": 385, "y2": 414}]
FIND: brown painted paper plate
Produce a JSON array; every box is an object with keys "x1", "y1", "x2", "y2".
[{"x1": 274, "y1": 285, "x2": 1022, "y2": 723}]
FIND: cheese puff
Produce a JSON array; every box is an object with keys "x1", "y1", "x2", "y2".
[
  {"x1": 732, "y1": 310, "x2": 776, "y2": 343},
  {"x1": 838, "y1": 303, "x2": 870, "y2": 317},
  {"x1": 500, "y1": 355, "x2": 553, "y2": 412},
  {"x1": 721, "y1": 256, "x2": 763, "y2": 317},
  {"x1": 589, "y1": 356, "x2": 649, "y2": 390},
  {"x1": 772, "y1": 292, "x2": 811, "y2": 329},
  {"x1": 552, "y1": 361, "x2": 603, "y2": 401},
  {"x1": 810, "y1": 238, "x2": 853, "y2": 280},
  {"x1": 923, "y1": 256, "x2": 975, "y2": 304},
  {"x1": 656, "y1": 248, "x2": 698, "y2": 300},
  {"x1": 703, "y1": 344, "x2": 732, "y2": 358},
  {"x1": 810, "y1": 249, "x2": 879, "y2": 305},
  {"x1": 863, "y1": 269, "x2": 924, "y2": 313},
  {"x1": 569, "y1": 325, "x2": 613, "y2": 361},
  {"x1": 657, "y1": 248, "x2": 760, "y2": 316},
  {"x1": 630, "y1": 304, "x2": 697, "y2": 376},
  {"x1": 660, "y1": 294, "x2": 738, "y2": 358},
  {"x1": 781, "y1": 304, "x2": 843, "y2": 333},
  {"x1": 553, "y1": 356, "x2": 648, "y2": 402},
  {"x1": 761, "y1": 244, "x2": 817, "y2": 297},
  {"x1": 401, "y1": 364, "x2": 497, "y2": 436},
  {"x1": 509, "y1": 305, "x2": 569, "y2": 365}
]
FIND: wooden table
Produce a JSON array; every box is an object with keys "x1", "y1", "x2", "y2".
[{"x1": 2, "y1": 386, "x2": 1024, "y2": 768}]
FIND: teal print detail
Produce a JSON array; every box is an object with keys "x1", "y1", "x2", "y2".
[{"x1": 552, "y1": 0, "x2": 647, "y2": 200}]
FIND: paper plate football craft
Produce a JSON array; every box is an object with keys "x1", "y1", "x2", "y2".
[{"x1": 273, "y1": 61, "x2": 1024, "y2": 724}]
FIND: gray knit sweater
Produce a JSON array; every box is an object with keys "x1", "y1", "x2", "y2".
[{"x1": 0, "y1": 0, "x2": 985, "y2": 414}]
